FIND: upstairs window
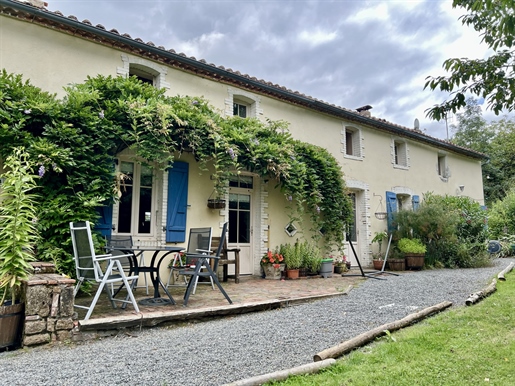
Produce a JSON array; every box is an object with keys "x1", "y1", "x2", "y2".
[
  {"x1": 438, "y1": 154, "x2": 449, "y2": 180},
  {"x1": 129, "y1": 65, "x2": 155, "y2": 85},
  {"x1": 343, "y1": 126, "x2": 362, "y2": 159},
  {"x1": 392, "y1": 139, "x2": 408, "y2": 169},
  {"x1": 118, "y1": 54, "x2": 170, "y2": 90},
  {"x1": 233, "y1": 102, "x2": 248, "y2": 118},
  {"x1": 226, "y1": 87, "x2": 262, "y2": 119}
]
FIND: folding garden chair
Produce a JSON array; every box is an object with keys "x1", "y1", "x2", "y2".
[
  {"x1": 167, "y1": 227, "x2": 212, "y2": 289},
  {"x1": 105, "y1": 234, "x2": 135, "y2": 295},
  {"x1": 70, "y1": 221, "x2": 140, "y2": 320},
  {"x1": 181, "y1": 222, "x2": 232, "y2": 306}
]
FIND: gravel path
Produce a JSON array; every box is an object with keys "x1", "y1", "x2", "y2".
[{"x1": 1, "y1": 258, "x2": 513, "y2": 386}]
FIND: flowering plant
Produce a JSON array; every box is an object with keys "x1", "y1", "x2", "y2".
[
  {"x1": 261, "y1": 250, "x2": 285, "y2": 268},
  {"x1": 168, "y1": 252, "x2": 187, "y2": 268},
  {"x1": 331, "y1": 254, "x2": 348, "y2": 266}
]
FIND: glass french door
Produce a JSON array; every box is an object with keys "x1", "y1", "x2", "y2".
[{"x1": 228, "y1": 175, "x2": 253, "y2": 275}]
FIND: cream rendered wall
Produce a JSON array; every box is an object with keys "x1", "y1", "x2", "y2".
[{"x1": 1, "y1": 17, "x2": 122, "y2": 96}]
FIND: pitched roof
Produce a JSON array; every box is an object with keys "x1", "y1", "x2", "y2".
[{"x1": 0, "y1": 0, "x2": 487, "y2": 160}]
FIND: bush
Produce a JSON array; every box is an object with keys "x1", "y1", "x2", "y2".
[
  {"x1": 394, "y1": 193, "x2": 490, "y2": 268},
  {"x1": 488, "y1": 189, "x2": 515, "y2": 239}
]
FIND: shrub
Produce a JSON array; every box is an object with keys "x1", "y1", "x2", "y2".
[
  {"x1": 397, "y1": 238, "x2": 427, "y2": 254},
  {"x1": 488, "y1": 189, "x2": 515, "y2": 239},
  {"x1": 394, "y1": 193, "x2": 490, "y2": 268}
]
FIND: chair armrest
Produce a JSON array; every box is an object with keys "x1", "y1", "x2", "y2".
[
  {"x1": 185, "y1": 253, "x2": 220, "y2": 260},
  {"x1": 195, "y1": 249, "x2": 212, "y2": 254},
  {"x1": 96, "y1": 253, "x2": 134, "y2": 261}
]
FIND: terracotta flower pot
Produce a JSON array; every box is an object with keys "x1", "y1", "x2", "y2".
[
  {"x1": 286, "y1": 269, "x2": 300, "y2": 279},
  {"x1": 373, "y1": 259, "x2": 384, "y2": 270}
]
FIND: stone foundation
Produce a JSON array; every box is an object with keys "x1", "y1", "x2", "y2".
[{"x1": 23, "y1": 262, "x2": 76, "y2": 347}]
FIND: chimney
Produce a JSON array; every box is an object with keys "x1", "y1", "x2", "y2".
[
  {"x1": 356, "y1": 105, "x2": 372, "y2": 117},
  {"x1": 25, "y1": 0, "x2": 48, "y2": 8}
]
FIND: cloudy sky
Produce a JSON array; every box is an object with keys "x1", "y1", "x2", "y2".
[{"x1": 49, "y1": 0, "x2": 495, "y2": 139}]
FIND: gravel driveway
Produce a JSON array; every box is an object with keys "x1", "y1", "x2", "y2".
[{"x1": 1, "y1": 258, "x2": 513, "y2": 386}]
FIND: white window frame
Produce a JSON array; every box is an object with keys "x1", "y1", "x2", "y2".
[
  {"x1": 117, "y1": 54, "x2": 170, "y2": 90},
  {"x1": 342, "y1": 125, "x2": 363, "y2": 160},
  {"x1": 225, "y1": 87, "x2": 262, "y2": 119},
  {"x1": 233, "y1": 101, "x2": 249, "y2": 118},
  {"x1": 114, "y1": 158, "x2": 158, "y2": 237},
  {"x1": 392, "y1": 138, "x2": 409, "y2": 169}
]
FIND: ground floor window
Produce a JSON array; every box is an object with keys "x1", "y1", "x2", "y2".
[{"x1": 117, "y1": 160, "x2": 154, "y2": 235}]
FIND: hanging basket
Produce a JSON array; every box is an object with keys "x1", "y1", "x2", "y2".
[
  {"x1": 207, "y1": 199, "x2": 226, "y2": 209},
  {"x1": 375, "y1": 212, "x2": 387, "y2": 220}
]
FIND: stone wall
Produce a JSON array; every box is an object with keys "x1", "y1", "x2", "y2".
[{"x1": 23, "y1": 262, "x2": 76, "y2": 347}]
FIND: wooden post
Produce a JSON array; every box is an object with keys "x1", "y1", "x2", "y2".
[
  {"x1": 498, "y1": 262, "x2": 514, "y2": 281},
  {"x1": 466, "y1": 279, "x2": 497, "y2": 306},
  {"x1": 313, "y1": 301, "x2": 452, "y2": 362}
]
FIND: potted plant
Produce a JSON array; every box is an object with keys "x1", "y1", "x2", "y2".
[
  {"x1": 0, "y1": 148, "x2": 39, "y2": 349},
  {"x1": 281, "y1": 242, "x2": 302, "y2": 279},
  {"x1": 299, "y1": 240, "x2": 322, "y2": 276},
  {"x1": 387, "y1": 248, "x2": 406, "y2": 271},
  {"x1": 332, "y1": 255, "x2": 350, "y2": 274},
  {"x1": 371, "y1": 231, "x2": 388, "y2": 270},
  {"x1": 260, "y1": 249, "x2": 285, "y2": 280},
  {"x1": 397, "y1": 238, "x2": 426, "y2": 270}
]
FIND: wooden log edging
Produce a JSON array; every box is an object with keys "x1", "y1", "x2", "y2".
[
  {"x1": 223, "y1": 358, "x2": 336, "y2": 386},
  {"x1": 465, "y1": 278, "x2": 497, "y2": 306},
  {"x1": 313, "y1": 301, "x2": 453, "y2": 362},
  {"x1": 498, "y1": 262, "x2": 515, "y2": 281}
]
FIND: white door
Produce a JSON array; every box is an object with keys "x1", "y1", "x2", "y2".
[{"x1": 228, "y1": 176, "x2": 253, "y2": 275}]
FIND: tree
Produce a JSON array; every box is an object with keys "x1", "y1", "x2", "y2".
[
  {"x1": 487, "y1": 118, "x2": 515, "y2": 203},
  {"x1": 450, "y1": 97, "x2": 494, "y2": 152},
  {"x1": 425, "y1": 0, "x2": 515, "y2": 121}
]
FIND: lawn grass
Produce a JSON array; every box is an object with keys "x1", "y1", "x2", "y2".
[{"x1": 269, "y1": 272, "x2": 515, "y2": 386}]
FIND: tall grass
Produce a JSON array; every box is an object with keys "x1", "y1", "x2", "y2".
[{"x1": 269, "y1": 273, "x2": 515, "y2": 385}]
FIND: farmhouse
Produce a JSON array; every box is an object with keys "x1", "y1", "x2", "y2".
[{"x1": 0, "y1": 0, "x2": 485, "y2": 278}]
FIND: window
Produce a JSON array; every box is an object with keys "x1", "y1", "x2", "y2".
[
  {"x1": 392, "y1": 139, "x2": 408, "y2": 168},
  {"x1": 343, "y1": 126, "x2": 362, "y2": 159},
  {"x1": 229, "y1": 175, "x2": 253, "y2": 188},
  {"x1": 226, "y1": 87, "x2": 262, "y2": 118},
  {"x1": 117, "y1": 160, "x2": 155, "y2": 235},
  {"x1": 129, "y1": 65, "x2": 155, "y2": 85},
  {"x1": 233, "y1": 102, "x2": 248, "y2": 118},
  {"x1": 438, "y1": 154, "x2": 448, "y2": 180},
  {"x1": 117, "y1": 54, "x2": 170, "y2": 90}
]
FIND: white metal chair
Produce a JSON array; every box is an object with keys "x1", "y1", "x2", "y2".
[
  {"x1": 70, "y1": 221, "x2": 140, "y2": 320},
  {"x1": 105, "y1": 234, "x2": 135, "y2": 295}
]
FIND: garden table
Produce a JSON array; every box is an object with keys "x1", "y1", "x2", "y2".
[{"x1": 109, "y1": 245, "x2": 183, "y2": 306}]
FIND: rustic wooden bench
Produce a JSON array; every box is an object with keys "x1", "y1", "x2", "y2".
[{"x1": 211, "y1": 236, "x2": 240, "y2": 283}]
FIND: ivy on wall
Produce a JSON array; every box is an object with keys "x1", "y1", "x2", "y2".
[{"x1": 0, "y1": 70, "x2": 352, "y2": 277}]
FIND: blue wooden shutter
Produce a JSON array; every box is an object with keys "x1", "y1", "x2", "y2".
[
  {"x1": 386, "y1": 191, "x2": 397, "y2": 234},
  {"x1": 95, "y1": 204, "x2": 113, "y2": 237},
  {"x1": 166, "y1": 161, "x2": 189, "y2": 242},
  {"x1": 412, "y1": 195, "x2": 420, "y2": 211}
]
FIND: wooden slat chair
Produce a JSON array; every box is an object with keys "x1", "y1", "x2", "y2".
[{"x1": 211, "y1": 236, "x2": 240, "y2": 284}]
